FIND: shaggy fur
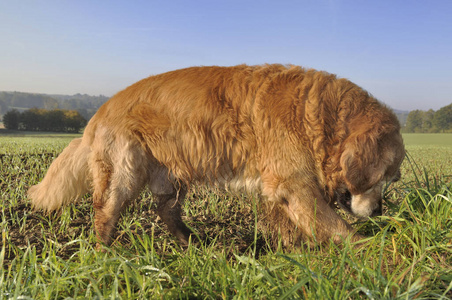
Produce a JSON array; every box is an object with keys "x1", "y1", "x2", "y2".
[{"x1": 28, "y1": 64, "x2": 405, "y2": 247}]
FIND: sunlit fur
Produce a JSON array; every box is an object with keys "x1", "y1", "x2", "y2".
[{"x1": 28, "y1": 64, "x2": 405, "y2": 247}]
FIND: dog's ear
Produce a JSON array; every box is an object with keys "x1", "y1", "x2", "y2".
[{"x1": 340, "y1": 134, "x2": 385, "y2": 194}]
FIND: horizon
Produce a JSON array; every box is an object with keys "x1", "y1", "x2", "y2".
[
  {"x1": 1, "y1": 1, "x2": 451, "y2": 111},
  {"x1": 0, "y1": 89, "x2": 419, "y2": 113}
]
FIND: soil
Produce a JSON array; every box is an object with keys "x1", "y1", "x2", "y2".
[{"x1": 2, "y1": 194, "x2": 267, "y2": 262}]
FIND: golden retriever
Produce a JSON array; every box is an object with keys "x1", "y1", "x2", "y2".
[{"x1": 28, "y1": 64, "x2": 405, "y2": 247}]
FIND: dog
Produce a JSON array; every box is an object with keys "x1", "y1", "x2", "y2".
[{"x1": 28, "y1": 64, "x2": 405, "y2": 247}]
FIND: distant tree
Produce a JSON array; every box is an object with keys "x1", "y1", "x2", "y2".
[
  {"x1": 422, "y1": 109, "x2": 435, "y2": 132},
  {"x1": 64, "y1": 110, "x2": 87, "y2": 132},
  {"x1": 10, "y1": 108, "x2": 88, "y2": 132},
  {"x1": 405, "y1": 110, "x2": 423, "y2": 133},
  {"x1": 0, "y1": 91, "x2": 107, "y2": 121},
  {"x1": 394, "y1": 111, "x2": 409, "y2": 127},
  {"x1": 2, "y1": 109, "x2": 21, "y2": 130},
  {"x1": 45, "y1": 109, "x2": 66, "y2": 132},
  {"x1": 0, "y1": 100, "x2": 8, "y2": 115},
  {"x1": 77, "y1": 108, "x2": 90, "y2": 120},
  {"x1": 11, "y1": 93, "x2": 38, "y2": 108},
  {"x1": 0, "y1": 92, "x2": 12, "y2": 106},
  {"x1": 433, "y1": 104, "x2": 452, "y2": 132},
  {"x1": 43, "y1": 97, "x2": 59, "y2": 110},
  {"x1": 20, "y1": 108, "x2": 41, "y2": 130}
]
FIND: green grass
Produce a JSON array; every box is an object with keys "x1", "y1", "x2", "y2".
[
  {"x1": 1, "y1": 133, "x2": 451, "y2": 299},
  {"x1": 401, "y1": 133, "x2": 452, "y2": 185},
  {"x1": 402, "y1": 133, "x2": 452, "y2": 147}
]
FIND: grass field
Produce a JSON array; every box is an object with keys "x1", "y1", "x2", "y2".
[
  {"x1": 402, "y1": 133, "x2": 452, "y2": 147},
  {"x1": 1, "y1": 132, "x2": 451, "y2": 299}
]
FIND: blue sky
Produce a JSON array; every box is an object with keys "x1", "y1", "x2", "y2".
[{"x1": 1, "y1": 0, "x2": 451, "y2": 111}]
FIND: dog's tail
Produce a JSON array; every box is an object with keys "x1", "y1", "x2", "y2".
[{"x1": 28, "y1": 138, "x2": 91, "y2": 212}]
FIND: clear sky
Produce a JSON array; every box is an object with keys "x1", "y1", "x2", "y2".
[{"x1": 1, "y1": 0, "x2": 451, "y2": 111}]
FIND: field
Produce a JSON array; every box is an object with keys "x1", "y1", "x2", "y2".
[{"x1": 1, "y1": 132, "x2": 451, "y2": 299}]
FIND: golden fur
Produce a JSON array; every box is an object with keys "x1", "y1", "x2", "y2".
[{"x1": 28, "y1": 64, "x2": 405, "y2": 247}]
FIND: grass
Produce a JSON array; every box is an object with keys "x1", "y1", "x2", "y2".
[
  {"x1": 1, "y1": 133, "x2": 451, "y2": 299},
  {"x1": 402, "y1": 133, "x2": 452, "y2": 147}
]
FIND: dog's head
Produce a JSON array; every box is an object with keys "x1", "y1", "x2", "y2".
[{"x1": 337, "y1": 130, "x2": 405, "y2": 218}]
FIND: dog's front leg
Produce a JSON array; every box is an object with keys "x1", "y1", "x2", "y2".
[{"x1": 262, "y1": 175, "x2": 359, "y2": 246}]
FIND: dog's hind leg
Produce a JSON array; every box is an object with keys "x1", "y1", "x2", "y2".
[
  {"x1": 90, "y1": 137, "x2": 150, "y2": 246},
  {"x1": 149, "y1": 168, "x2": 194, "y2": 246}
]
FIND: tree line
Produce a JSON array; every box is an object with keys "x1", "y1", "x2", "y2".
[
  {"x1": 1, "y1": 91, "x2": 450, "y2": 134},
  {"x1": 0, "y1": 91, "x2": 108, "y2": 120},
  {"x1": 2, "y1": 108, "x2": 87, "y2": 133},
  {"x1": 403, "y1": 103, "x2": 452, "y2": 133}
]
